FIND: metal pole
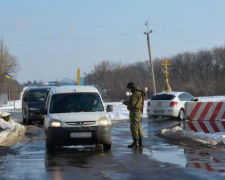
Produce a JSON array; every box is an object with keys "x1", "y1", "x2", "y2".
[{"x1": 145, "y1": 22, "x2": 156, "y2": 95}]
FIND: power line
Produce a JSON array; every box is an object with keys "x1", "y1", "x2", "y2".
[{"x1": 3, "y1": 32, "x2": 142, "y2": 42}]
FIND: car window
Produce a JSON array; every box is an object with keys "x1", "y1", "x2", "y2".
[
  {"x1": 28, "y1": 88, "x2": 51, "y2": 101},
  {"x1": 50, "y1": 93, "x2": 104, "y2": 113},
  {"x1": 185, "y1": 93, "x2": 194, "y2": 101},
  {"x1": 178, "y1": 93, "x2": 186, "y2": 101},
  {"x1": 178, "y1": 93, "x2": 194, "y2": 101},
  {"x1": 151, "y1": 94, "x2": 175, "y2": 100}
]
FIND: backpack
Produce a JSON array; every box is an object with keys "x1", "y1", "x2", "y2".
[{"x1": 135, "y1": 90, "x2": 146, "y2": 114}]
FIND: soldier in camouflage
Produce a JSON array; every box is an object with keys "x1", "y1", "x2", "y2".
[{"x1": 123, "y1": 82, "x2": 144, "y2": 149}]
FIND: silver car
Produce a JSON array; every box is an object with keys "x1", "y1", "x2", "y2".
[{"x1": 147, "y1": 91, "x2": 197, "y2": 120}]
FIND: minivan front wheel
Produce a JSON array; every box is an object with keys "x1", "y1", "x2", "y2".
[
  {"x1": 26, "y1": 118, "x2": 32, "y2": 125},
  {"x1": 178, "y1": 109, "x2": 185, "y2": 121},
  {"x1": 46, "y1": 136, "x2": 55, "y2": 154}
]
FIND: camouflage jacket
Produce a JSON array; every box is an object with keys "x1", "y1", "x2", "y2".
[{"x1": 124, "y1": 87, "x2": 144, "y2": 111}]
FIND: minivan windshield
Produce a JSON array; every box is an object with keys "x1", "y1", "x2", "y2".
[
  {"x1": 151, "y1": 94, "x2": 175, "y2": 100},
  {"x1": 50, "y1": 93, "x2": 104, "y2": 113},
  {"x1": 28, "y1": 89, "x2": 50, "y2": 101}
]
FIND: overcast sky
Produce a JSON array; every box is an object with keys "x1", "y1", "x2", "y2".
[{"x1": 1, "y1": 0, "x2": 225, "y2": 83}]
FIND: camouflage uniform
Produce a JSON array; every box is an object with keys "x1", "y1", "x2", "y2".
[{"x1": 124, "y1": 86, "x2": 144, "y2": 143}]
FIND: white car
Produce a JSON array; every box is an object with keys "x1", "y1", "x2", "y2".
[
  {"x1": 41, "y1": 85, "x2": 113, "y2": 153},
  {"x1": 147, "y1": 91, "x2": 197, "y2": 120}
]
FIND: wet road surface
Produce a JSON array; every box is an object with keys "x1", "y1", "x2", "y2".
[{"x1": 0, "y1": 114, "x2": 225, "y2": 180}]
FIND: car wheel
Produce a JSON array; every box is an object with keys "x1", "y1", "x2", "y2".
[
  {"x1": 23, "y1": 117, "x2": 26, "y2": 124},
  {"x1": 178, "y1": 109, "x2": 185, "y2": 120},
  {"x1": 103, "y1": 143, "x2": 111, "y2": 151},
  {"x1": 26, "y1": 118, "x2": 32, "y2": 125},
  {"x1": 22, "y1": 111, "x2": 26, "y2": 123},
  {"x1": 46, "y1": 136, "x2": 55, "y2": 154}
]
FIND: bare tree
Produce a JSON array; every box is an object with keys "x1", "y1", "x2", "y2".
[{"x1": 0, "y1": 39, "x2": 20, "y2": 94}]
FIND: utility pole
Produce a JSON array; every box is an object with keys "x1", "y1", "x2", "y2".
[{"x1": 144, "y1": 21, "x2": 156, "y2": 95}]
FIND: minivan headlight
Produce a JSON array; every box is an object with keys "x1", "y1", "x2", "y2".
[
  {"x1": 98, "y1": 117, "x2": 109, "y2": 126},
  {"x1": 50, "y1": 120, "x2": 62, "y2": 127}
]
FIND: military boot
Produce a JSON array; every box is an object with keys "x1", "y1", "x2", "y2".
[
  {"x1": 127, "y1": 139, "x2": 139, "y2": 149},
  {"x1": 139, "y1": 138, "x2": 143, "y2": 147}
]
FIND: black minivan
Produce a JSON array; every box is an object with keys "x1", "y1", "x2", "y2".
[{"x1": 22, "y1": 87, "x2": 51, "y2": 124}]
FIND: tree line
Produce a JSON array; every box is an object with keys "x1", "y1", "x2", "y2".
[{"x1": 85, "y1": 45, "x2": 225, "y2": 101}]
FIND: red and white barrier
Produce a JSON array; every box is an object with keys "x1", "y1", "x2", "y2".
[
  {"x1": 184, "y1": 120, "x2": 225, "y2": 133},
  {"x1": 185, "y1": 102, "x2": 225, "y2": 121}
]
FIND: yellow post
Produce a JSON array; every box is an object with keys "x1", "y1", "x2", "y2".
[
  {"x1": 77, "y1": 68, "x2": 80, "y2": 86},
  {"x1": 161, "y1": 59, "x2": 172, "y2": 92}
]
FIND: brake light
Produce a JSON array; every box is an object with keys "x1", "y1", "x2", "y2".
[
  {"x1": 169, "y1": 102, "x2": 178, "y2": 106},
  {"x1": 147, "y1": 102, "x2": 151, "y2": 106}
]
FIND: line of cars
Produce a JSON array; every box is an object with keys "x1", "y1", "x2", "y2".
[
  {"x1": 22, "y1": 86, "x2": 113, "y2": 153},
  {"x1": 21, "y1": 86, "x2": 197, "y2": 154}
]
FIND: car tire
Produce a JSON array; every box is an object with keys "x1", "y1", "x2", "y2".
[
  {"x1": 46, "y1": 136, "x2": 55, "y2": 154},
  {"x1": 23, "y1": 117, "x2": 26, "y2": 124},
  {"x1": 178, "y1": 109, "x2": 185, "y2": 121},
  {"x1": 26, "y1": 118, "x2": 32, "y2": 125},
  {"x1": 22, "y1": 111, "x2": 26, "y2": 123},
  {"x1": 103, "y1": 143, "x2": 111, "y2": 151}
]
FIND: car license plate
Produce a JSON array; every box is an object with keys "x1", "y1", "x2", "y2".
[
  {"x1": 154, "y1": 110, "x2": 164, "y2": 114},
  {"x1": 157, "y1": 102, "x2": 163, "y2": 107},
  {"x1": 70, "y1": 132, "x2": 92, "y2": 138}
]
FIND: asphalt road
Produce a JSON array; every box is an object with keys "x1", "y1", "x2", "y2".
[{"x1": 0, "y1": 113, "x2": 225, "y2": 180}]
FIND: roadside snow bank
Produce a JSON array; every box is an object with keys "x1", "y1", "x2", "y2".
[
  {"x1": 0, "y1": 118, "x2": 25, "y2": 146},
  {"x1": 0, "y1": 111, "x2": 10, "y2": 117},
  {"x1": 160, "y1": 126, "x2": 225, "y2": 146},
  {"x1": 105, "y1": 101, "x2": 148, "y2": 121}
]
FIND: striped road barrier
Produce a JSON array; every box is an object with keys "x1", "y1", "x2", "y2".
[
  {"x1": 184, "y1": 120, "x2": 225, "y2": 133},
  {"x1": 185, "y1": 102, "x2": 225, "y2": 121}
]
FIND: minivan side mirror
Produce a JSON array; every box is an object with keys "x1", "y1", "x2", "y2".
[
  {"x1": 191, "y1": 98, "x2": 198, "y2": 101},
  {"x1": 106, "y1": 105, "x2": 113, "y2": 112},
  {"x1": 40, "y1": 108, "x2": 47, "y2": 115}
]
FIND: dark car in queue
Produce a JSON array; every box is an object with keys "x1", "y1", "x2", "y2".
[{"x1": 22, "y1": 87, "x2": 51, "y2": 124}]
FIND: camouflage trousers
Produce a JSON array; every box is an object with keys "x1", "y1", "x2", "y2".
[{"x1": 129, "y1": 110, "x2": 143, "y2": 140}]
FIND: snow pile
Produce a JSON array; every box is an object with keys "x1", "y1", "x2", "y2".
[
  {"x1": 106, "y1": 102, "x2": 130, "y2": 120},
  {"x1": 0, "y1": 111, "x2": 10, "y2": 117},
  {"x1": 160, "y1": 125, "x2": 225, "y2": 146},
  {"x1": 0, "y1": 118, "x2": 25, "y2": 146}
]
